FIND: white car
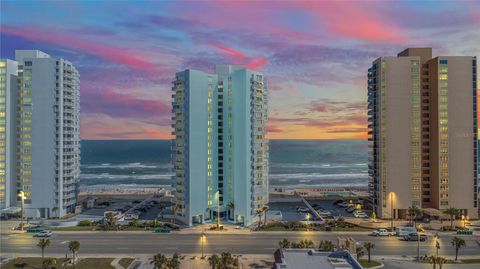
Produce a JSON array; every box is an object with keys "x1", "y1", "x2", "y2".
[
  {"x1": 371, "y1": 229, "x2": 392, "y2": 236},
  {"x1": 353, "y1": 211, "x2": 369, "y2": 218},
  {"x1": 34, "y1": 230, "x2": 52, "y2": 237}
]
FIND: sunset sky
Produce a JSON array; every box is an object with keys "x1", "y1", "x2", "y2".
[{"x1": 1, "y1": 0, "x2": 479, "y2": 140}]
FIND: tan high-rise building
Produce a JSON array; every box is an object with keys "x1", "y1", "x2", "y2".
[{"x1": 368, "y1": 48, "x2": 478, "y2": 219}]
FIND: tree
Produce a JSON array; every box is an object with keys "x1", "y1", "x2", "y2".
[
  {"x1": 208, "y1": 254, "x2": 220, "y2": 269},
  {"x1": 105, "y1": 212, "x2": 117, "y2": 231},
  {"x1": 451, "y1": 237, "x2": 466, "y2": 261},
  {"x1": 167, "y1": 253, "x2": 180, "y2": 269},
  {"x1": 255, "y1": 209, "x2": 263, "y2": 229},
  {"x1": 262, "y1": 206, "x2": 269, "y2": 226},
  {"x1": 301, "y1": 239, "x2": 315, "y2": 248},
  {"x1": 363, "y1": 242, "x2": 375, "y2": 263},
  {"x1": 42, "y1": 257, "x2": 57, "y2": 269},
  {"x1": 278, "y1": 238, "x2": 291, "y2": 249},
  {"x1": 356, "y1": 246, "x2": 365, "y2": 261},
  {"x1": 129, "y1": 219, "x2": 140, "y2": 227},
  {"x1": 408, "y1": 205, "x2": 422, "y2": 226},
  {"x1": 68, "y1": 240, "x2": 80, "y2": 268},
  {"x1": 151, "y1": 253, "x2": 167, "y2": 269},
  {"x1": 428, "y1": 256, "x2": 447, "y2": 269},
  {"x1": 318, "y1": 240, "x2": 335, "y2": 252},
  {"x1": 171, "y1": 204, "x2": 179, "y2": 225},
  {"x1": 37, "y1": 238, "x2": 50, "y2": 259},
  {"x1": 218, "y1": 252, "x2": 238, "y2": 269},
  {"x1": 151, "y1": 218, "x2": 159, "y2": 228},
  {"x1": 445, "y1": 208, "x2": 459, "y2": 229},
  {"x1": 226, "y1": 201, "x2": 234, "y2": 220}
]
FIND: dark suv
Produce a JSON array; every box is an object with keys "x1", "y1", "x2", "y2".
[{"x1": 404, "y1": 233, "x2": 428, "y2": 241}]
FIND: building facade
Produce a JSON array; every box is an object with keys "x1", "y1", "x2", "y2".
[
  {"x1": 0, "y1": 59, "x2": 18, "y2": 209},
  {"x1": 368, "y1": 48, "x2": 478, "y2": 219},
  {"x1": 0, "y1": 50, "x2": 81, "y2": 218},
  {"x1": 172, "y1": 65, "x2": 268, "y2": 226}
]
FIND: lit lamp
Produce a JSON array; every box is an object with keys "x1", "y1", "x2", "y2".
[
  {"x1": 18, "y1": 191, "x2": 26, "y2": 231},
  {"x1": 461, "y1": 215, "x2": 465, "y2": 228},
  {"x1": 434, "y1": 233, "x2": 440, "y2": 257},
  {"x1": 389, "y1": 192, "x2": 395, "y2": 231},
  {"x1": 305, "y1": 213, "x2": 311, "y2": 230}
]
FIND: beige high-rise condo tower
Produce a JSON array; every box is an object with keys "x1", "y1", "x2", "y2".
[{"x1": 368, "y1": 48, "x2": 478, "y2": 219}]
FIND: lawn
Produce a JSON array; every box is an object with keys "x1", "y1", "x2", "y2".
[
  {"x1": 359, "y1": 259, "x2": 382, "y2": 268},
  {"x1": 75, "y1": 258, "x2": 115, "y2": 269},
  {"x1": 119, "y1": 257, "x2": 135, "y2": 268},
  {"x1": 1, "y1": 257, "x2": 115, "y2": 269},
  {"x1": 460, "y1": 259, "x2": 480, "y2": 264}
]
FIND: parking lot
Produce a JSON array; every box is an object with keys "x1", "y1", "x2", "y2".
[
  {"x1": 269, "y1": 199, "x2": 368, "y2": 222},
  {"x1": 81, "y1": 195, "x2": 174, "y2": 221}
]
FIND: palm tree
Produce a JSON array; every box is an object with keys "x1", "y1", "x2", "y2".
[
  {"x1": 262, "y1": 205, "x2": 269, "y2": 226},
  {"x1": 151, "y1": 253, "x2": 167, "y2": 269},
  {"x1": 436, "y1": 256, "x2": 447, "y2": 269},
  {"x1": 208, "y1": 254, "x2": 220, "y2": 269},
  {"x1": 171, "y1": 204, "x2": 178, "y2": 225},
  {"x1": 42, "y1": 257, "x2": 57, "y2": 269},
  {"x1": 68, "y1": 240, "x2": 80, "y2": 268},
  {"x1": 301, "y1": 239, "x2": 315, "y2": 248},
  {"x1": 318, "y1": 240, "x2": 335, "y2": 252},
  {"x1": 151, "y1": 218, "x2": 159, "y2": 228},
  {"x1": 356, "y1": 246, "x2": 365, "y2": 261},
  {"x1": 219, "y1": 252, "x2": 238, "y2": 269},
  {"x1": 167, "y1": 253, "x2": 180, "y2": 269},
  {"x1": 226, "y1": 201, "x2": 234, "y2": 221},
  {"x1": 37, "y1": 238, "x2": 50, "y2": 259},
  {"x1": 105, "y1": 212, "x2": 117, "y2": 231},
  {"x1": 255, "y1": 209, "x2": 263, "y2": 229},
  {"x1": 363, "y1": 241, "x2": 375, "y2": 263},
  {"x1": 445, "y1": 207, "x2": 458, "y2": 229},
  {"x1": 408, "y1": 205, "x2": 422, "y2": 226},
  {"x1": 451, "y1": 237, "x2": 466, "y2": 261},
  {"x1": 278, "y1": 238, "x2": 291, "y2": 249},
  {"x1": 428, "y1": 256, "x2": 447, "y2": 269}
]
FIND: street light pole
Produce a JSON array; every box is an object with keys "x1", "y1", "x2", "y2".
[
  {"x1": 435, "y1": 233, "x2": 440, "y2": 258},
  {"x1": 201, "y1": 229, "x2": 206, "y2": 259},
  {"x1": 390, "y1": 192, "x2": 394, "y2": 231},
  {"x1": 416, "y1": 224, "x2": 422, "y2": 260},
  {"x1": 18, "y1": 191, "x2": 25, "y2": 231}
]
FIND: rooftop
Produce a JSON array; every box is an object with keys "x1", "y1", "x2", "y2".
[{"x1": 274, "y1": 249, "x2": 363, "y2": 269}]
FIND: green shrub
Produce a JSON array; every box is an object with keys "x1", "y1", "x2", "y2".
[{"x1": 78, "y1": 220, "x2": 91, "y2": 226}]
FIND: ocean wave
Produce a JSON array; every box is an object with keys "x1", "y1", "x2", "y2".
[
  {"x1": 270, "y1": 163, "x2": 367, "y2": 169},
  {"x1": 80, "y1": 184, "x2": 173, "y2": 190},
  {"x1": 269, "y1": 173, "x2": 368, "y2": 180},
  {"x1": 80, "y1": 173, "x2": 173, "y2": 180},
  {"x1": 271, "y1": 182, "x2": 368, "y2": 189},
  {"x1": 82, "y1": 162, "x2": 172, "y2": 169}
]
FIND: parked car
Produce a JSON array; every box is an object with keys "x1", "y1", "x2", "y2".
[
  {"x1": 404, "y1": 233, "x2": 427, "y2": 241},
  {"x1": 338, "y1": 202, "x2": 349, "y2": 208},
  {"x1": 396, "y1": 226, "x2": 417, "y2": 236},
  {"x1": 296, "y1": 207, "x2": 310, "y2": 213},
  {"x1": 34, "y1": 230, "x2": 52, "y2": 238},
  {"x1": 371, "y1": 229, "x2": 394, "y2": 236},
  {"x1": 346, "y1": 207, "x2": 355, "y2": 213},
  {"x1": 154, "y1": 227, "x2": 171, "y2": 233},
  {"x1": 124, "y1": 213, "x2": 139, "y2": 220},
  {"x1": 353, "y1": 211, "x2": 368, "y2": 218}
]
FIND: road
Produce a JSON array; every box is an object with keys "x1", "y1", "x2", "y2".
[{"x1": 1, "y1": 231, "x2": 479, "y2": 257}]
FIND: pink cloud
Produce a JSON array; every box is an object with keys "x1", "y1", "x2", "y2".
[
  {"x1": 1, "y1": 25, "x2": 158, "y2": 72},
  {"x1": 213, "y1": 44, "x2": 268, "y2": 70},
  {"x1": 295, "y1": 1, "x2": 408, "y2": 42}
]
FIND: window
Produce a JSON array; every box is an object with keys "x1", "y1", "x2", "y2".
[
  {"x1": 439, "y1": 59, "x2": 448, "y2": 65},
  {"x1": 24, "y1": 61, "x2": 32, "y2": 66}
]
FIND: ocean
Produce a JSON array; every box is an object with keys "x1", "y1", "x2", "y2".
[{"x1": 80, "y1": 140, "x2": 369, "y2": 191}]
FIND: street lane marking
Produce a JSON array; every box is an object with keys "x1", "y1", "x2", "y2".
[
  {"x1": 61, "y1": 241, "x2": 68, "y2": 244},
  {"x1": 117, "y1": 247, "x2": 129, "y2": 249}
]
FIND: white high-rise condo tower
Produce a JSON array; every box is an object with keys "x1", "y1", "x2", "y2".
[
  {"x1": 4, "y1": 50, "x2": 81, "y2": 218},
  {"x1": 172, "y1": 65, "x2": 269, "y2": 226}
]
